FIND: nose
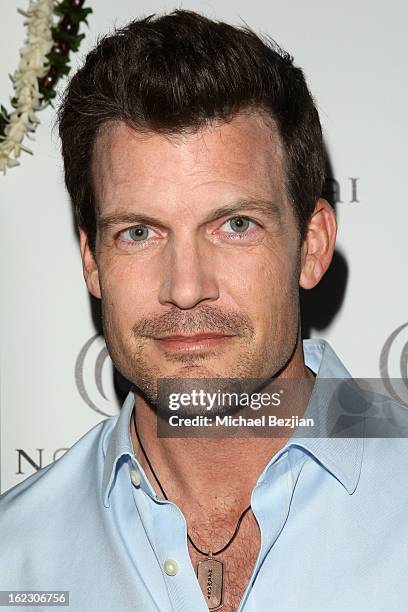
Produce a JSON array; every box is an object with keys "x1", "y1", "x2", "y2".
[{"x1": 158, "y1": 234, "x2": 219, "y2": 309}]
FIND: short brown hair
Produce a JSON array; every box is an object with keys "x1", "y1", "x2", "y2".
[{"x1": 58, "y1": 9, "x2": 325, "y2": 252}]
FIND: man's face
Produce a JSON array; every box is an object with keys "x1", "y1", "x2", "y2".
[{"x1": 88, "y1": 111, "x2": 302, "y2": 405}]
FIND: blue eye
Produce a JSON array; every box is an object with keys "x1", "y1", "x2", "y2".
[
  {"x1": 222, "y1": 217, "x2": 255, "y2": 233},
  {"x1": 122, "y1": 225, "x2": 153, "y2": 242}
]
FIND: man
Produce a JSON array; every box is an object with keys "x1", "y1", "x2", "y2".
[{"x1": 1, "y1": 8, "x2": 407, "y2": 612}]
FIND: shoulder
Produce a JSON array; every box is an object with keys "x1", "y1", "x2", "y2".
[
  {"x1": 356, "y1": 395, "x2": 408, "y2": 499},
  {"x1": 0, "y1": 415, "x2": 116, "y2": 532},
  {"x1": 0, "y1": 415, "x2": 126, "y2": 592}
]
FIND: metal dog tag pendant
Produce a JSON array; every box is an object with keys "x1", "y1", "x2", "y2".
[{"x1": 197, "y1": 556, "x2": 224, "y2": 610}]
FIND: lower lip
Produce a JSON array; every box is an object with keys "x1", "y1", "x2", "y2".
[{"x1": 154, "y1": 335, "x2": 234, "y2": 353}]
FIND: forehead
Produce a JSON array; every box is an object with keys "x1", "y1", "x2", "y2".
[{"x1": 91, "y1": 111, "x2": 286, "y2": 214}]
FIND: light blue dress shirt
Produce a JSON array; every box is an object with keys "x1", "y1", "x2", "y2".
[{"x1": 1, "y1": 339, "x2": 408, "y2": 611}]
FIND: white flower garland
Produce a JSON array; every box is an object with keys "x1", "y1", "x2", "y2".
[{"x1": 0, "y1": 0, "x2": 55, "y2": 174}]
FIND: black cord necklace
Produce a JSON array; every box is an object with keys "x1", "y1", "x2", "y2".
[{"x1": 132, "y1": 408, "x2": 251, "y2": 610}]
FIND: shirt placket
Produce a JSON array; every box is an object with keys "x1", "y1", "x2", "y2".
[{"x1": 130, "y1": 462, "x2": 209, "y2": 612}]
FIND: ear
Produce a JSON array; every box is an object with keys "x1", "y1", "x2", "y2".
[
  {"x1": 79, "y1": 227, "x2": 101, "y2": 299},
  {"x1": 300, "y1": 198, "x2": 337, "y2": 289}
]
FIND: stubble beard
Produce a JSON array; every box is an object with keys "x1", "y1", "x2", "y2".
[{"x1": 101, "y1": 299, "x2": 299, "y2": 418}]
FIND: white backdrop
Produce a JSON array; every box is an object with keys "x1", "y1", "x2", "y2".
[{"x1": 1, "y1": 0, "x2": 407, "y2": 494}]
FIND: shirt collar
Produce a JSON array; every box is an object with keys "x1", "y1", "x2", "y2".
[
  {"x1": 102, "y1": 339, "x2": 364, "y2": 507},
  {"x1": 102, "y1": 390, "x2": 136, "y2": 507},
  {"x1": 292, "y1": 339, "x2": 364, "y2": 494}
]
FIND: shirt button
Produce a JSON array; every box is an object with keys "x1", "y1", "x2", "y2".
[
  {"x1": 163, "y1": 559, "x2": 179, "y2": 576},
  {"x1": 130, "y1": 468, "x2": 141, "y2": 486}
]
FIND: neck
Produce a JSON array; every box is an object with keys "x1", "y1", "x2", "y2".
[{"x1": 129, "y1": 339, "x2": 315, "y2": 517}]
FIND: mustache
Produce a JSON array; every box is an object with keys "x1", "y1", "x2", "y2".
[{"x1": 132, "y1": 304, "x2": 255, "y2": 338}]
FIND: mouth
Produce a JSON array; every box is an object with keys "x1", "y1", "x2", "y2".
[{"x1": 152, "y1": 332, "x2": 236, "y2": 353}]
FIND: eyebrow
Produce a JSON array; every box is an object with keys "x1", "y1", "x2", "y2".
[{"x1": 97, "y1": 198, "x2": 282, "y2": 233}]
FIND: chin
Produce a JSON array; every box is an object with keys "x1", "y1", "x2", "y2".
[
  {"x1": 151, "y1": 363, "x2": 222, "y2": 382},
  {"x1": 174, "y1": 363, "x2": 221, "y2": 377}
]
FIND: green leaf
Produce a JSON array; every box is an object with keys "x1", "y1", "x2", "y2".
[
  {"x1": 0, "y1": 105, "x2": 10, "y2": 120},
  {"x1": 54, "y1": 3, "x2": 92, "y2": 24},
  {"x1": 51, "y1": 27, "x2": 86, "y2": 51},
  {"x1": 60, "y1": 65, "x2": 71, "y2": 76},
  {"x1": 47, "y1": 51, "x2": 70, "y2": 69},
  {"x1": 39, "y1": 87, "x2": 57, "y2": 102}
]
